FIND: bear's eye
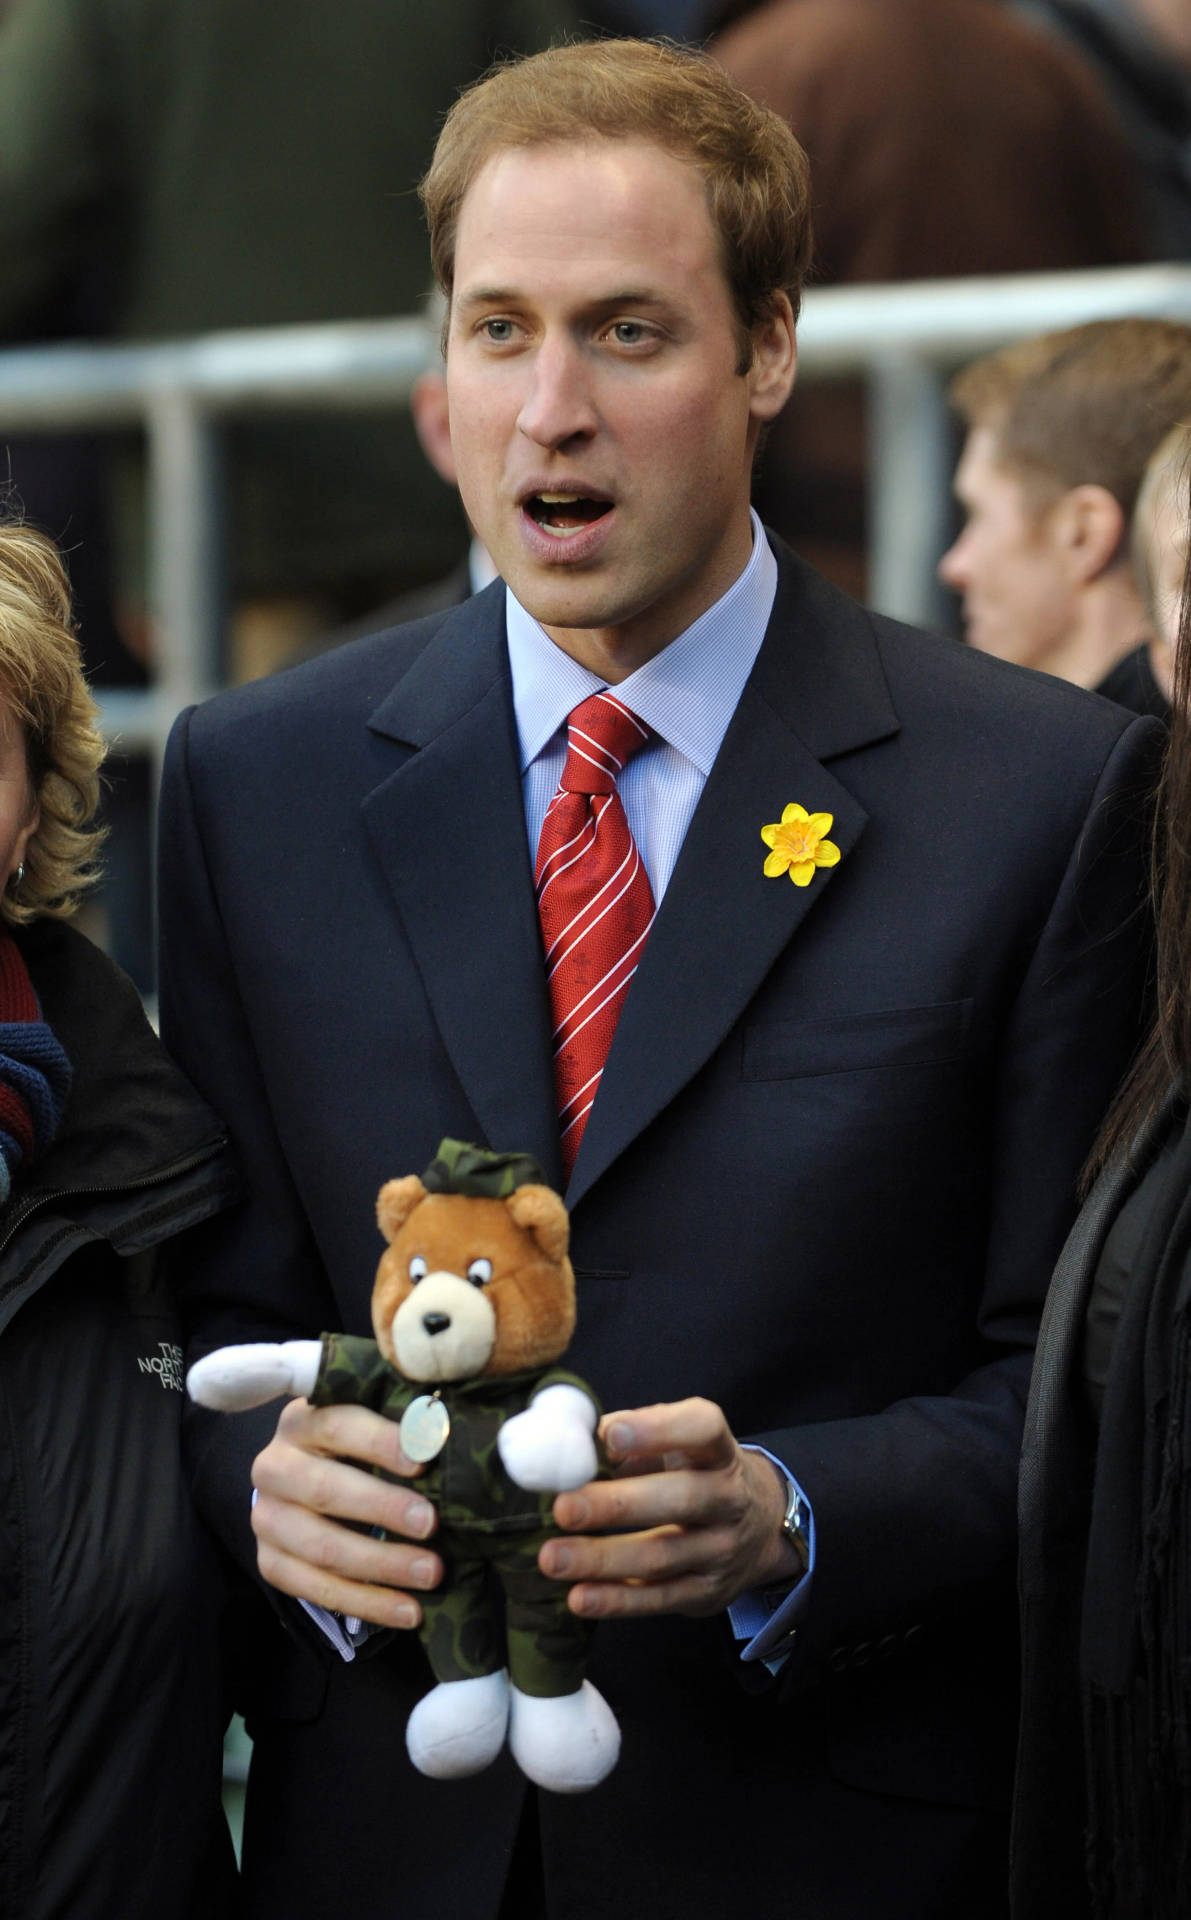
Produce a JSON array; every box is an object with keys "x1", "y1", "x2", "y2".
[
  {"x1": 467, "y1": 1258, "x2": 493, "y2": 1287},
  {"x1": 408, "y1": 1256, "x2": 428, "y2": 1284}
]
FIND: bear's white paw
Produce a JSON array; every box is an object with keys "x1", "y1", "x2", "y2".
[
  {"x1": 508, "y1": 1681, "x2": 620, "y2": 1793},
  {"x1": 185, "y1": 1340, "x2": 321, "y2": 1410},
  {"x1": 498, "y1": 1387, "x2": 598, "y2": 1492},
  {"x1": 406, "y1": 1672, "x2": 510, "y2": 1780}
]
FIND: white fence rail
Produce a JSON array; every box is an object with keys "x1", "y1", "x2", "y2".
[{"x1": 4, "y1": 263, "x2": 1191, "y2": 767}]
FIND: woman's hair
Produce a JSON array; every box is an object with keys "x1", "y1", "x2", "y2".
[
  {"x1": 419, "y1": 38, "x2": 813, "y2": 365},
  {"x1": 1131, "y1": 420, "x2": 1191, "y2": 627},
  {"x1": 1091, "y1": 468, "x2": 1191, "y2": 1173},
  {"x1": 0, "y1": 522, "x2": 106, "y2": 925}
]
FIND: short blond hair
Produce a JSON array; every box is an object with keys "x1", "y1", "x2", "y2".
[
  {"x1": 0, "y1": 523, "x2": 106, "y2": 925},
  {"x1": 419, "y1": 38, "x2": 813, "y2": 365},
  {"x1": 949, "y1": 318, "x2": 1191, "y2": 520}
]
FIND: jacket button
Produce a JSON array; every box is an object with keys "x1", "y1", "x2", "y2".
[
  {"x1": 878, "y1": 1635, "x2": 898, "y2": 1660},
  {"x1": 828, "y1": 1646, "x2": 850, "y2": 1672},
  {"x1": 851, "y1": 1641, "x2": 873, "y2": 1668}
]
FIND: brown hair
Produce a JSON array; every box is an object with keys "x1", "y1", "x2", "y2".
[
  {"x1": 419, "y1": 37, "x2": 813, "y2": 366},
  {"x1": 0, "y1": 523, "x2": 106, "y2": 925},
  {"x1": 949, "y1": 318, "x2": 1191, "y2": 523}
]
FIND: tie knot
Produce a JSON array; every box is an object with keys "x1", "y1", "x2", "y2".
[{"x1": 560, "y1": 692, "x2": 650, "y2": 795}]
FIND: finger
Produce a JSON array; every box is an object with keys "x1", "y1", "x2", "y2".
[
  {"x1": 599, "y1": 1398, "x2": 737, "y2": 1472},
  {"x1": 554, "y1": 1460, "x2": 746, "y2": 1536},
  {"x1": 567, "y1": 1568, "x2": 736, "y2": 1620},
  {"x1": 252, "y1": 1530, "x2": 429, "y2": 1631},
  {"x1": 544, "y1": 1520, "x2": 744, "y2": 1620},
  {"x1": 252, "y1": 1490, "x2": 443, "y2": 1593},
  {"x1": 275, "y1": 1397, "x2": 427, "y2": 1479},
  {"x1": 252, "y1": 1440, "x2": 437, "y2": 1542}
]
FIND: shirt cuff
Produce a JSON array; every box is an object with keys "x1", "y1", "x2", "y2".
[
  {"x1": 298, "y1": 1599, "x2": 376, "y2": 1663},
  {"x1": 727, "y1": 1447, "x2": 816, "y2": 1675}
]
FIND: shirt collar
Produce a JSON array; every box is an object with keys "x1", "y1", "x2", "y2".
[{"x1": 506, "y1": 510, "x2": 778, "y2": 775}]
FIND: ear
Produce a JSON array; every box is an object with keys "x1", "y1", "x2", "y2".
[
  {"x1": 1056, "y1": 484, "x2": 1126, "y2": 585},
  {"x1": 506, "y1": 1185, "x2": 570, "y2": 1265},
  {"x1": 746, "y1": 292, "x2": 797, "y2": 426},
  {"x1": 411, "y1": 370, "x2": 457, "y2": 488},
  {"x1": 376, "y1": 1175, "x2": 428, "y2": 1243}
]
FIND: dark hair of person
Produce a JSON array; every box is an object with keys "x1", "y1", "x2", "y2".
[{"x1": 1090, "y1": 496, "x2": 1191, "y2": 1175}]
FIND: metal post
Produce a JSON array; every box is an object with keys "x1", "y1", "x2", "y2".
[
  {"x1": 866, "y1": 353, "x2": 954, "y2": 632},
  {"x1": 144, "y1": 384, "x2": 225, "y2": 725}
]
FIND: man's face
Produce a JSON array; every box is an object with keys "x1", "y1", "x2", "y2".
[
  {"x1": 444, "y1": 137, "x2": 795, "y2": 676},
  {"x1": 938, "y1": 426, "x2": 1078, "y2": 666}
]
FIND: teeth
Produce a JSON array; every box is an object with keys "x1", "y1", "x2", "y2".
[{"x1": 537, "y1": 492, "x2": 583, "y2": 504}]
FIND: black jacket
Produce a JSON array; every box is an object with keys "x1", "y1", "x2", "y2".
[{"x1": 0, "y1": 920, "x2": 242, "y2": 1919}]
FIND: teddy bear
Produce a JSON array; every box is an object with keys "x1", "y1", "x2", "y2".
[{"x1": 186, "y1": 1139, "x2": 620, "y2": 1794}]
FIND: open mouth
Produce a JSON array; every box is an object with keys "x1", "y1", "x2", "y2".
[{"x1": 524, "y1": 493, "x2": 613, "y2": 538}]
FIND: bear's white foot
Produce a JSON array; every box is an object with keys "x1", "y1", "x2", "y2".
[
  {"x1": 508, "y1": 1681, "x2": 620, "y2": 1793},
  {"x1": 406, "y1": 1672, "x2": 510, "y2": 1780}
]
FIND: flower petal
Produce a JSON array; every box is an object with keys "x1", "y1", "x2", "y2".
[
  {"x1": 807, "y1": 812, "x2": 834, "y2": 836},
  {"x1": 760, "y1": 823, "x2": 778, "y2": 848},
  {"x1": 791, "y1": 860, "x2": 815, "y2": 886},
  {"x1": 763, "y1": 851, "x2": 790, "y2": 877},
  {"x1": 815, "y1": 839, "x2": 842, "y2": 867},
  {"x1": 781, "y1": 803, "x2": 809, "y2": 824}
]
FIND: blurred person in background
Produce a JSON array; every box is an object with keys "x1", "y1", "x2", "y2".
[
  {"x1": 938, "y1": 317, "x2": 1191, "y2": 708},
  {"x1": 709, "y1": 0, "x2": 1146, "y2": 599},
  {"x1": 306, "y1": 366, "x2": 495, "y2": 653},
  {"x1": 1013, "y1": 456, "x2": 1191, "y2": 1920},
  {"x1": 1012, "y1": 0, "x2": 1191, "y2": 259},
  {"x1": 0, "y1": 519, "x2": 240, "y2": 1918}
]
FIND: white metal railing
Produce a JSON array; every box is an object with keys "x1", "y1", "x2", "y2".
[{"x1": 3, "y1": 263, "x2": 1191, "y2": 772}]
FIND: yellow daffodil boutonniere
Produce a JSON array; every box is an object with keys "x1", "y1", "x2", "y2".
[{"x1": 761, "y1": 804, "x2": 841, "y2": 887}]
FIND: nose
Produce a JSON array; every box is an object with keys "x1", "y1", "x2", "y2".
[
  {"x1": 517, "y1": 335, "x2": 598, "y2": 450},
  {"x1": 422, "y1": 1312, "x2": 451, "y2": 1337},
  {"x1": 937, "y1": 531, "x2": 968, "y2": 590}
]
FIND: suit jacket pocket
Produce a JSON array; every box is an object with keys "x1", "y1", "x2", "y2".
[
  {"x1": 823, "y1": 1655, "x2": 1012, "y2": 1810},
  {"x1": 742, "y1": 998, "x2": 973, "y2": 1081}
]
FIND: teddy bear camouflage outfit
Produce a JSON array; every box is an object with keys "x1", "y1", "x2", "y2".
[{"x1": 309, "y1": 1334, "x2": 595, "y2": 1697}]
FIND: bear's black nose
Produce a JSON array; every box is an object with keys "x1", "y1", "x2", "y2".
[{"x1": 422, "y1": 1312, "x2": 451, "y2": 1337}]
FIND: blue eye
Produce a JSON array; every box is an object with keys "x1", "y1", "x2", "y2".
[
  {"x1": 409, "y1": 1256, "x2": 427, "y2": 1284},
  {"x1": 467, "y1": 1258, "x2": 493, "y2": 1287}
]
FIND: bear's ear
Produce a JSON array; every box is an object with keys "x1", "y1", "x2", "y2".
[
  {"x1": 506, "y1": 1185, "x2": 569, "y2": 1264},
  {"x1": 376, "y1": 1175, "x2": 427, "y2": 1243}
]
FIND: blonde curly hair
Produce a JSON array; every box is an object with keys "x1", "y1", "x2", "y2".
[{"x1": 0, "y1": 523, "x2": 106, "y2": 924}]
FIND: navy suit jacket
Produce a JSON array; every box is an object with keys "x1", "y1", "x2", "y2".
[{"x1": 160, "y1": 541, "x2": 1159, "y2": 1920}]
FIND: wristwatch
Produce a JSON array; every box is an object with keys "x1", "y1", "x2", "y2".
[{"x1": 777, "y1": 1469, "x2": 811, "y2": 1577}]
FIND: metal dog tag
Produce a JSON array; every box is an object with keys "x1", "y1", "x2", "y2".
[{"x1": 400, "y1": 1392, "x2": 450, "y2": 1463}]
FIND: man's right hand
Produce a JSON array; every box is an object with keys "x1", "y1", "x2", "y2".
[{"x1": 250, "y1": 1398, "x2": 442, "y2": 1629}]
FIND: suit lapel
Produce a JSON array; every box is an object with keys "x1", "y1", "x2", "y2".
[
  {"x1": 569, "y1": 549, "x2": 899, "y2": 1204},
  {"x1": 361, "y1": 585, "x2": 562, "y2": 1184}
]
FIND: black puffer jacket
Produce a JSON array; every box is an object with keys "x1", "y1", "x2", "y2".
[{"x1": 0, "y1": 921, "x2": 242, "y2": 1919}]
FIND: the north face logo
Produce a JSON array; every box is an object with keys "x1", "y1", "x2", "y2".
[{"x1": 138, "y1": 1341, "x2": 184, "y2": 1391}]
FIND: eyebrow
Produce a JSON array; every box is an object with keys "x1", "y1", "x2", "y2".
[{"x1": 454, "y1": 286, "x2": 674, "y2": 312}]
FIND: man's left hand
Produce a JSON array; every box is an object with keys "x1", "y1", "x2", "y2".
[{"x1": 539, "y1": 1396, "x2": 802, "y2": 1617}]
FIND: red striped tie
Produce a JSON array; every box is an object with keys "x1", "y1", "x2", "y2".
[{"x1": 535, "y1": 691, "x2": 655, "y2": 1178}]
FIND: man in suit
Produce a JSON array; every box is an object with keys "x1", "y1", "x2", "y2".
[{"x1": 160, "y1": 39, "x2": 1161, "y2": 1919}]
